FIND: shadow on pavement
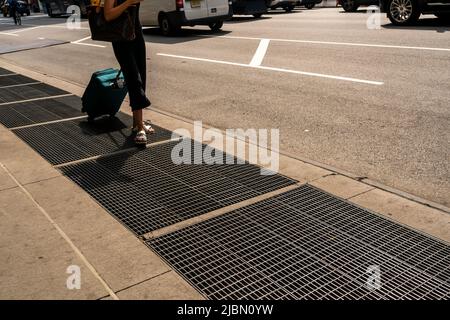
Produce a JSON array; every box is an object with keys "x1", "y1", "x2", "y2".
[
  {"x1": 382, "y1": 18, "x2": 450, "y2": 32},
  {"x1": 142, "y1": 27, "x2": 231, "y2": 44},
  {"x1": 225, "y1": 16, "x2": 272, "y2": 23}
]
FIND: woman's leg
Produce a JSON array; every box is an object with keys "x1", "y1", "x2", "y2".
[
  {"x1": 112, "y1": 39, "x2": 150, "y2": 118},
  {"x1": 133, "y1": 109, "x2": 144, "y2": 131},
  {"x1": 132, "y1": 32, "x2": 149, "y2": 132}
]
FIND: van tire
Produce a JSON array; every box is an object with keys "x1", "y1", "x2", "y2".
[
  {"x1": 159, "y1": 14, "x2": 180, "y2": 36},
  {"x1": 253, "y1": 13, "x2": 263, "y2": 18},
  {"x1": 208, "y1": 21, "x2": 223, "y2": 32}
]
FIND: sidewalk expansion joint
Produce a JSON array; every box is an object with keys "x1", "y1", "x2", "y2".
[
  {"x1": 143, "y1": 183, "x2": 303, "y2": 240},
  {"x1": 113, "y1": 270, "x2": 173, "y2": 295},
  {"x1": 0, "y1": 161, "x2": 120, "y2": 300}
]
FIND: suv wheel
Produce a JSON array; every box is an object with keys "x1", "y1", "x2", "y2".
[
  {"x1": 342, "y1": 0, "x2": 359, "y2": 12},
  {"x1": 387, "y1": 0, "x2": 420, "y2": 25},
  {"x1": 305, "y1": 3, "x2": 315, "y2": 9},
  {"x1": 253, "y1": 13, "x2": 263, "y2": 18}
]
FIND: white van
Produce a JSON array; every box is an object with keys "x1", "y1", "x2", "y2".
[{"x1": 139, "y1": 0, "x2": 232, "y2": 36}]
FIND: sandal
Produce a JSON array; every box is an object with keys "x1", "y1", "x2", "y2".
[
  {"x1": 132, "y1": 121, "x2": 155, "y2": 134},
  {"x1": 134, "y1": 130, "x2": 147, "y2": 145}
]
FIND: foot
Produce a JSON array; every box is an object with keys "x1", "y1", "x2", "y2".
[
  {"x1": 134, "y1": 130, "x2": 147, "y2": 145},
  {"x1": 132, "y1": 122, "x2": 155, "y2": 134}
]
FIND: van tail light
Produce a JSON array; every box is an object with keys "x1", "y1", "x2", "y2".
[{"x1": 176, "y1": 0, "x2": 184, "y2": 10}]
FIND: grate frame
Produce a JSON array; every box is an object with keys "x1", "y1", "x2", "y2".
[
  {"x1": 60, "y1": 139, "x2": 297, "y2": 235},
  {"x1": 0, "y1": 68, "x2": 13, "y2": 76},
  {"x1": 0, "y1": 74, "x2": 36, "y2": 87},
  {"x1": 0, "y1": 95, "x2": 83, "y2": 128},
  {"x1": 12, "y1": 112, "x2": 177, "y2": 165},
  {"x1": 0, "y1": 83, "x2": 69, "y2": 103},
  {"x1": 148, "y1": 184, "x2": 450, "y2": 300}
]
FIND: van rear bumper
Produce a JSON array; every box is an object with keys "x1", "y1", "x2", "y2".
[{"x1": 167, "y1": 8, "x2": 233, "y2": 26}]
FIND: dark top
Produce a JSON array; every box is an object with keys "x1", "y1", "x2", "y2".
[{"x1": 115, "y1": 0, "x2": 141, "y2": 32}]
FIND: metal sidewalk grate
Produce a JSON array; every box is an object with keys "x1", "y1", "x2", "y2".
[
  {"x1": 148, "y1": 184, "x2": 450, "y2": 300},
  {"x1": 0, "y1": 74, "x2": 36, "y2": 87},
  {"x1": 0, "y1": 95, "x2": 83, "y2": 128},
  {"x1": 0, "y1": 68, "x2": 13, "y2": 76},
  {"x1": 59, "y1": 140, "x2": 296, "y2": 235},
  {"x1": 0, "y1": 83, "x2": 69, "y2": 103},
  {"x1": 13, "y1": 112, "x2": 176, "y2": 165}
]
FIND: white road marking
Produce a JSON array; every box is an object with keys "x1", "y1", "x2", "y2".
[
  {"x1": 71, "y1": 36, "x2": 106, "y2": 48},
  {"x1": 0, "y1": 73, "x2": 16, "y2": 77},
  {"x1": 199, "y1": 35, "x2": 450, "y2": 53},
  {"x1": 0, "y1": 82, "x2": 40, "y2": 89},
  {"x1": 157, "y1": 53, "x2": 384, "y2": 86},
  {"x1": 8, "y1": 26, "x2": 42, "y2": 34},
  {"x1": 249, "y1": 39, "x2": 270, "y2": 67},
  {"x1": 0, "y1": 32, "x2": 19, "y2": 36}
]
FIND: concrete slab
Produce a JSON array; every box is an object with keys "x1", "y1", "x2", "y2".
[
  {"x1": 350, "y1": 189, "x2": 450, "y2": 243},
  {"x1": 0, "y1": 167, "x2": 16, "y2": 191},
  {"x1": 117, "y1": 271, "x2": 205, "y2": 300},
  {"x1": 279, "y1": 157, "x2": 331, "y2": 183},
  {"x1": 310, "y1": 174, "x2": 374, "y2": 199},
  {"x1": 25, "y1": 175, "x2": 171, "y2": 292},
  {"x1": 0, "y1": 187, "x2": 108, "y2": 299},
  {"x1": 0, "y1": 125, "x2": 61, "y2": 185}
]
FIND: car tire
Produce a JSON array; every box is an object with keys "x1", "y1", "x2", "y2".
[
  {"x1": 253, "y1": 13, "x2": 263, "y2": 18},
  {"x1": 208, "y1": 21, "x2": 223, "y2": 32},
  {"x1": 305, "y1": 3, "x2": 315, "y2": 9},
  {"x1": 342, "y1": 0, "x2": 359, "y2": 12},
  {"x1": 387, "y1": 0, "x2": 420, "y2": 25},
  {"x1": 159, "y1": 13, "x2": 180, "y2": 36},
  {"x1": 285, "y1": 5, "x2": 294, "y2": 12}
]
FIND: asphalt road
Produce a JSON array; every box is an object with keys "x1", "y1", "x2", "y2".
[{"x1": 0, "y1": 8, "x2": 449, "y2": 206}]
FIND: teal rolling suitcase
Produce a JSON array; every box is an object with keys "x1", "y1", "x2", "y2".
[{"x1": 81, "y1": 68, "x2": 127, "y2": 121}]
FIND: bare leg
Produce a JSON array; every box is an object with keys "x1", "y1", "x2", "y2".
[{"x1": 133, "y1": 109, "x2": 144, "y2": 131}]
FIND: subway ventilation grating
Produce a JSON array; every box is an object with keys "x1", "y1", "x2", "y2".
[
  {"x1": 0, "y1": 68, "x2": 13, "y2": 76},
  {"x1": 0, "y1": 74, "x2": 36, "y2": 87},
  {"x1": 59, "y1": 139, "x2": 297, "y2": 235},
  {"x1": 0, "y1": 83, "x2": 69, "y2": 104},
  {"x1": 12, "y1": 112, "x2": 177, "y2": 165},
  {"x1": 148, "y1": 184, "x2": 450, "y2": 300},
  {"x1": 0, "y1": 95, "x2": 83, "y2": 128}
]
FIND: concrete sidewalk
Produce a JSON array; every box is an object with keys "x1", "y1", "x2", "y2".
[{"x1": 0, "y1": 61, "x2": 449, "y2": 300}]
